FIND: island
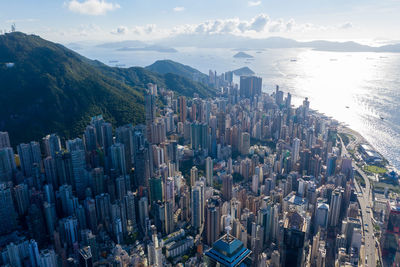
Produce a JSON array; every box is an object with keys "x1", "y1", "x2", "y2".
[
  {"x1": 117, "y1": 45, "x2": 178, "y2": 53},
  {"x1": 232, "y1": 66, "x2": 255, "y2": 76},
  {"x1": 233, "y1": 51, "x2": 254, "y2": 58}
]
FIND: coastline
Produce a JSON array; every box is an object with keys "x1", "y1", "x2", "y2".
[{"x1": 311, "y1": 108, "x2": 398, "y2": 175}]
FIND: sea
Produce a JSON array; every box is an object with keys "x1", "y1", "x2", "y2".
[{"x1": 75, "y1": 46, "x2": 400, "y2": 170}]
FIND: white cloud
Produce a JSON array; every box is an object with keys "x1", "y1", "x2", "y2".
[
  {"x1": 65, "y1": 0, "x2": 120, "y2": 15},
  {"x1": 173, "y1": 6, "x2": 185, "y2": 12},
  {"x1": 50, "y1": 13, "x2": 347, "y2": 42},
  {"x1": 248, "y1": 1, "x2": 261, "y2": 7},
  {"x1": 111, "y1": 25, "x2": 128, "y2": 35},
  {"x1": 286, "y1": 19, "x2": 295, "y2": 32},
  {"x1": 340, "y1": 22, "x2": 353, "y2": 29},
  {"x1": 250, "y1": 14, "x2": 269, "y2": 31}
]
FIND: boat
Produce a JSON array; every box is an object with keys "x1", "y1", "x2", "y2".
[
  {"x1": 380, "y1": 116, "x2": 384, "y2": 120},
  {"x1": 345, "y1": 106, "x2": 349, "y2": 109},
  {"x1": 290, "y1": 59, "x2": 297, "y2": 62},
  {"x1": 109, "y1": 60, "x2": 118, "y2": 63}
]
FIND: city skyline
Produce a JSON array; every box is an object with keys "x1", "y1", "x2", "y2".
[{"x1": 0, "y1": 2, "x2": 399, "y2": 265}]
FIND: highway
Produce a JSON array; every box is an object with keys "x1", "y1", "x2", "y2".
[{"x1": 339, "y1": 136, "x2": 377, "y2": 267}]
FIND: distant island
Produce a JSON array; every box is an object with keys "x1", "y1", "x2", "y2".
[
  {"x1": 155, "y1": 34, "x2": 400, "y2": 52},
  {"x1": 117, "y1": 45, "x2": 178, "y2": 53},
  {"x1": 232, "y1": 67, "x2": 255, "y2": 76},
  {"x1": 233, "y1": 52, "x2": 254, "y2": 58}
]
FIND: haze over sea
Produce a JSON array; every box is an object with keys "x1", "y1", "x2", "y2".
[{"x1": 77, "y1": 46, "x2": 400, "y2": 170}]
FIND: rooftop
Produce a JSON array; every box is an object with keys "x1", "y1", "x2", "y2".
[{"x1": 205, "y1": 234, "x2": 252, "y2": 267}]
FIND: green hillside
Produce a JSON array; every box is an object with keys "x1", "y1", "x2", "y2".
[
  {"x1": 0, "y1": 32, "x2": 215, "y2": 145},
  {"x1": 145, "y1": 59, "x2": 208, "y2": 83}
]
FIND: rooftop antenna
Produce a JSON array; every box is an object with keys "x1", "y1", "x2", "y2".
[
  {"x1": 11, "y1": 23, "x2": 16, "y2": 33},
  {"x1": 224, "y1": 214, "x2": 232, "y2": 241}
]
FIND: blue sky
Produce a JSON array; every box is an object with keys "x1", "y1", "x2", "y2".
[{"x1": 1, "y1": 0, "x2": 400, "y2": 44}]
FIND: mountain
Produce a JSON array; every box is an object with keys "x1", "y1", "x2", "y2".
[
  {"x1": 117, "y1": 45, "x2": 178, "y2": 53},
  {"x1": 96, "y1": 40, "x2": 177, "y2": 53},
  {"x1": 0, "y1": 32, "x2": 215, "y2": 146},
  {"x1": 156, "y1": 34, "x2": 400, "y2": 52},
  {"x1": 233, "y1": 52, "x2": 253, "y2": 58},
  {"x1": 232, "y1": 67, "x2": 255, "y2": 76},
  {"x1": 96, "y1": 40, "x2": 146, "y2": 49},
  {"x1": 377, "y1": 43, "x2": 400, "y2": 52},
  {"x1": 146, "y1": 60, "x2": 208, "y2": 82}
]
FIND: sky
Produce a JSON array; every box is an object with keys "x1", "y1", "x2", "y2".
[{"x1": 1, "y1": 0, "x2": 400, "y2": 45}]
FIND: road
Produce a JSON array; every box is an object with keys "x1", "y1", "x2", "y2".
[{"x1": 339, "y1": 136, "x2": 376, "y2": 267}]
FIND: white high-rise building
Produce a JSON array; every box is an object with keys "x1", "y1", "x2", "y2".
[
  {"x1": 292, "y1": 138, "x2": 300, "y2": 164},
  {"x1": 191, "y1": 181, "x2": 205, "y2": 230},
  {"x1": 316, "y1": 202, "x2": 329, "y2": 229},
  {"x1": 205, "y1": 157, "x2": 213, "y2": 186},
  {"x1": 329, "y1": 188, "x2": 343, "y2": 227}
]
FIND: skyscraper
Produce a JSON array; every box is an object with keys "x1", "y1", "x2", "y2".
[
  {"x1": 124, "y1": 191, "x2": 137, "y2": 234},
  {"x1": 66, "y1": 138, "x2": 85, "y2": 152},
  {"x1": 165, "y1": 201, "x2": 174, "y2": 234},
  {"x1": 138, "y1": 196, "x2": 149, "y2": 233},
  {"x1": 145, "y1": 90, "x2": 156, "y2": 142},
  {"x1": 292, "y1": 138, "x2": 300, "y2": 164},
  {"x1": 191, "y1": 183, "x2": 204, "y2": 230},
  {"x1": 14, "y1": 183, "x2": 29, "y2": 216},
  {"x1": 150, "y1": 176, "x2": 163, "y2": 203},
  {"x1": 110, "y1": 143, "x2": 127, "y2": 176},
  {"x1": 282, "y1": 211, "x2": 307, "y2": 267},
  {"x1": 100, "y1": 122, "x2": 113, "y2": 155},
  {"x1": 84, "y1": 125, "x2": 97, "y2": 152},
  {"x1": 0, "y1": 184, "x2": 18, "y2": 234},
  {"x1": 316, "y1": 202, "x2": 330, "y2": 229},
  {"x1": 39, "y1": 249, "x2": 58, "y2": 267},
  {"x1": 205, "y1": 233, "x2": 252, "y2": 266},
  {"x1": 206, "y1": 157, "x2": 213, "y2": 186},
  {"x1": 190, "y1": 166, "x2": 198, "y2": 187},
  {"x1": 329, "y1": 188, "x2": 343, "y2": 227},
  {"x1": 0, "y1": 131, "x2": 11, "y2": 149},
  {"x1": 217, "y1": 112, "x2": 226, "y2": 137},
  {"x1": 179, "y1": 96, "x2": 187, "y2": 123},
  {"x1": 43, "y1": 134, "x2": 61, "y2": 158},
  {"x1": 115, "y1": 125, "x2": 134, "y2": 172},
  {"x1": 43, "y1": 201, "x2": 57, "y2": 238},
  {"x1": 239, "y1": 76, "x2": 262, "y2": 99},
  {"x1": 71, "y1": 149, "x2": 87, "y2": 199},
  {"x1": 326, "y1": 153, "x2": 337, "y2": 177},
  {"x1": 240, "y1": 132, "x2": 250, "y2": 155},
  {"x1": 222, "y1": 174, "x2": 233, "y2": 201},
  {"x1": 17, "y1": 141, "x2": 41, "y2": 177},
  {"x1": 62, "y1": 216, "x2": 78, "y2": 246},
  {"x1": 205, "y1": 200, "x2": 221, "y2": 246},
  {"x1": 43, "y1": 156, "x2": 57, "y2": 187},
  {"x1": 0, "y1": 147, "x2": 16, "y2": 182}
]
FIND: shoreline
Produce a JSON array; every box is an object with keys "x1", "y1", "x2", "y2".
[{"x1": 311, "y1": 109, "x2": 398, "y2": 175}]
